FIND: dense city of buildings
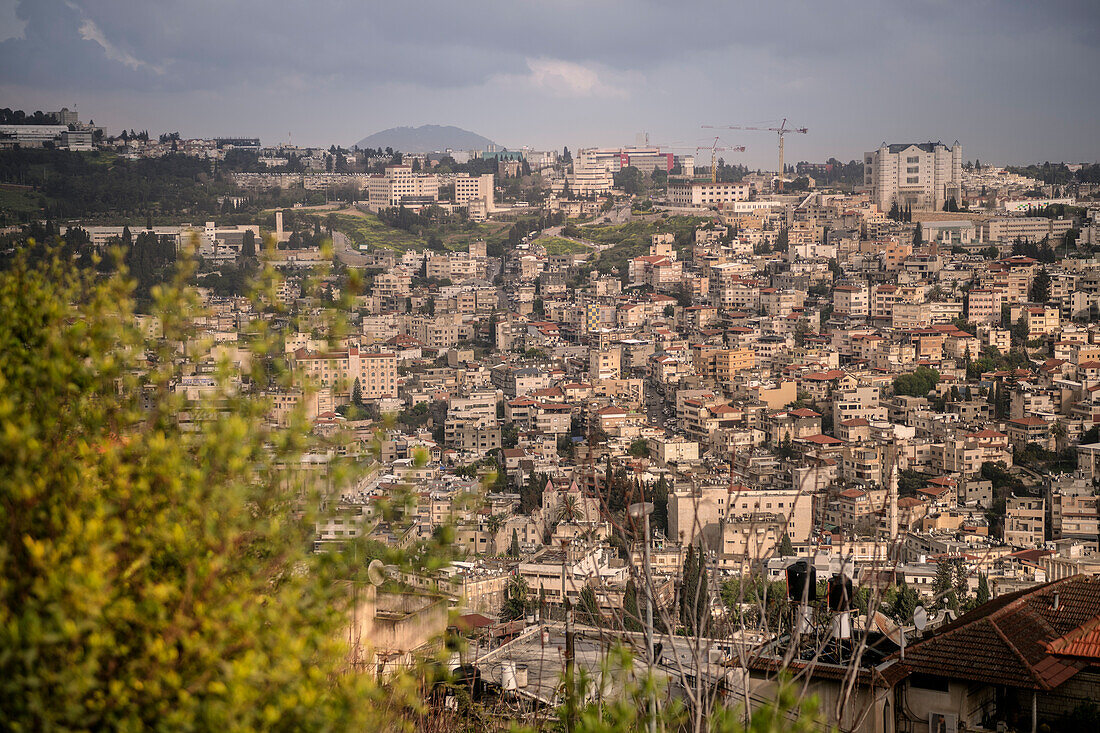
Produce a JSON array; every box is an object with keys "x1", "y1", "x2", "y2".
[{"x1": 5, "y1": 114, "x2": 1100, "y2": 732}]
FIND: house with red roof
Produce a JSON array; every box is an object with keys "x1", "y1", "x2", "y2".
[{"x1": 896, "y1": 575, "x2": 1100, "y2": 731}]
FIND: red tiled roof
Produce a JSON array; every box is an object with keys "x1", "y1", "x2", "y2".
[
  {"x1": 1046, "y1": 615, "x2": 1100, "y2": 661},
  {"x1": 1009, "y1": 417, "x2": 1049, "y2": 427},
  {"x1": 897, "y1": 575, "x2": 1100, "y2": 690},
  {"x1": 799, "y1": 434, "x2": 844, "y2": 445}
]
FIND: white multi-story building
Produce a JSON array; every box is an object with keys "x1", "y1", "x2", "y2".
[
  {"x1": 668, "y1": 181, "x2": 750, "y2": 208},
  {"x1": 366, "y1": 165, "x2": 439, "y2": 210},
  {"x1": 565, "y1": 149, "x2": 615, "y2": 195},
  {"x1": 452, "y1": 173, "x2": 494, "y2": 209},
  {"x1": 864, "y1": 141, "x2": 962, "y2": 212}
]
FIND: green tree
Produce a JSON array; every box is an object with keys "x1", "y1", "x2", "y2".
[
  {"x1": 509, "y1": 528, "x2": 521, "y2": 557},
  {"x1": 933, "y1": 560, "x2": 959, "y2": 611},
  {"x1": 679, "y1": 544, "x2": 709, "y2": 635},
  {"x1": 1030, "y1": 267, "x2": 1051, "y2": 303},
  {"x1": 352, "y1": 376, "x2": 363, "y2": 407},
  {"x1": 774, "y1": 227, "x2": 789, "y2": 252},
  {"x1": 976, "y1": 572, "x2": 991, "y2": 605},
  {"x1": 501, "y1": 574, "x2": 530, "y2": 622},
  {"x1": 892, "y1": 366, "x2": 939, "y2": 397},
  {"x1": 889, "y1": 581, "x2": 920, "y2": 622},
  {"x1": 622, "y1": 578, "x2": 643, "y2": 632},
  {"x1": 578, "y1": 585, "x2": 601, "y2": 627},
  {"x1": 613, "y1": 165, "x2": 647, "y2": 196},
  {"x1": 0, "y1": 255, "x2": 386, "y2": 730},
  {"x1": 241, "y1": 228, "x2": 256, "y2": 258},
  {"x1": 778, "y1": 533, "x2": 794, "y2": 557},
  {"x1": 628, "y1": 438, "x2": 650, "y2": 458}
]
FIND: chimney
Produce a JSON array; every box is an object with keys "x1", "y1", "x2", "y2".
[{"x1": 1053, "y1": 591, "x2": 1061, "y2": 612}]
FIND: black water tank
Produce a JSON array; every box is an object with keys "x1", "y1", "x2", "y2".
[
  {"x1": 786, "y1": 560, "x2": 817, "y2": 602},
  {"x1": 828, "y1": 573, "x2": 853, "y2": 611}
]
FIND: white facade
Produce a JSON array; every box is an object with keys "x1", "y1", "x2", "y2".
[
  {"x1": 864, "y1": 141, "x2": 962, "y2": 212},
  {"x1": 668, "y1": 181, "x2": 750, "y2": 208},
  {"x1": 566, "y1": 149, "x2": 615, "y2": 195},
  {"x1": 453, "y1": 173, "x2": 494, "y2": 209},
  {"x1": 366, "y1": 165, "x2": 439, "y2": 210}
]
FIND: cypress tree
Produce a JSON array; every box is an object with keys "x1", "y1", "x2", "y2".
[
  {"x1": 779, "y1": 533, "x2": 794, "y2": 557},
  {"x1": 977, "y1": 573, "x2": 990, "y2": 605},
  {"x1": 623, "y1": 578, "x2": 642, "y2": 632}
]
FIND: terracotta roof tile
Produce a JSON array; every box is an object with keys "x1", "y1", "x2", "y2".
[{"x1": 897, "y1": 575, "x2": 1100, "y2": 690}]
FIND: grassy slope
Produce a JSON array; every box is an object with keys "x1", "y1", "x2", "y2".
[
  {"x1": 0, "y1": 186, "x2": 45, "y2": 217},
  {"x1": 584, "y1": 215, "x2": 711, "y2": 273},
  {"x1": 537, "y1": 236, "x2": 591, "y2": 255},
  {"x1": 329, "y1": 212, "x2": 425, "y2": 251}
]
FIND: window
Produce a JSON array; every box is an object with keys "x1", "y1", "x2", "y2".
[{"x1": 907, "y1": 156, "x2": 919, "y2": 163}]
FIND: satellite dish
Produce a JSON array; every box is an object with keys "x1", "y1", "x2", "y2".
[
  {"x1": 872, "y1": 611, "x2": 904, "y2": 645},
  {"x1": 368, "y1": 559, "x2": 386, "y2": 586},
  {"x1": 913, "y1": 605, "x2": 928, "y2": 632}
]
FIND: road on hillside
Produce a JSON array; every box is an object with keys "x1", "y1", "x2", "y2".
[{"x1": 331, "y1": 229, "x2": 371, "y2": 267}]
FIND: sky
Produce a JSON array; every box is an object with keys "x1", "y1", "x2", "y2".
[{"x1": 1, "y1": 0, "x2": 1098, "y2": 168}]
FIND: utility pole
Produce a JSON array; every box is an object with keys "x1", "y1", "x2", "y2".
[
  {"x1": 562, "y1": 537, "x2": 576, "y2": 733},
  {"x1": 629, "y1": 501, "x2": 657, "y2": 733}
]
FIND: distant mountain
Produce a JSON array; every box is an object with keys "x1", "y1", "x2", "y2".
[{"x1": 353, "y1": 125, "x2": 496, "y2": 153}]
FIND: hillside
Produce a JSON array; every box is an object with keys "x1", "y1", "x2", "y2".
[{"x1": 353, "y1": 125, "x2": 496, "y2": 153}]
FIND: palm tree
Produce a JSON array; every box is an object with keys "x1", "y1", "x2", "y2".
[{"x1": 558, "y1": 493, "x2": 582, "y2": 523}]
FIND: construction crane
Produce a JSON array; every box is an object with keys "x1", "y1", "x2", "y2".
[
  {"x1": 697, "y1": 137, "x2": 746, "y2": 183},
  {"x1": 703, "y1": 119, "x2": 808, "y2": 191}
]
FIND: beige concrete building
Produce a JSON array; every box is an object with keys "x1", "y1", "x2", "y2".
[
  {"x1": 366, "y1": 165, "x2": 439, "y2": 210},
  {"x1": 292, "y1": 346, "x2": 397, "y2": 399},
  {"x1": 1003, "y1": 494, "x2": 1045, "y2": 547},
  {"x1": 864, "y1": 141, "x2": 962, "y2": 212},
  {"x1": 669, "y1": 485, "x2": 815, "y2": 550},
  {"x1": 668, "y1": 180, "x2": 750, "y2": 208}
]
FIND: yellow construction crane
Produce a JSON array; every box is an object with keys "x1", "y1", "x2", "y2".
[
  {"x1": 697, "y1": 137, "x2": 746, "y2": 183},
  {"x1": 702, "y1": 119, "x2": 808, "y2": 191}
]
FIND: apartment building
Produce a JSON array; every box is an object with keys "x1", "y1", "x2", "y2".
[
  {"x1": 714, "y1": 348, "x2": 756, "y2": 386},
  {"x1": 589, "y1": 346, "x2": 622, "y2": 381},
  {"x1": 760, "y1": 288, "x2": 805, "y2": 317},
  {"x1": 833, "y1": 284, "x2": 869, "y2": 317},
  {"x1": 565, "y1": 149, "x2": 616, "y2": 195},
  {"x1": 982, "y1": 216, "x2": 1075, "y2": 243},
  {"x1": 967, "y1": 288, "x2": 1002, "y2": 325},
  {"x1": 668, "y1": 180, "x2": 750, "y2": 208},
  {"x1": 291, "y1": 347, "x2": 397, "y2": 399},
  {"x1": 452, "y1": 173, "x2": 494, "y2": 208},
  {"x1": 1004, "y1": 495, "x2": 1045, "y2": 548},
  {"x1": 1050, "y1": 493, "x2": 1099, "y2": 549},
  {"x1": 669, "y1": 485, "x2": 815, "y2": 549},
  {"x1": 1025, "y1": 306, "x2": 1060, "y2": 337},
  {"x1": 366, "y1": 165, "x2": 439, "y2": 210},
  {"x1": 864, "y1": 141, "x2": 962, "y2": 212}
]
